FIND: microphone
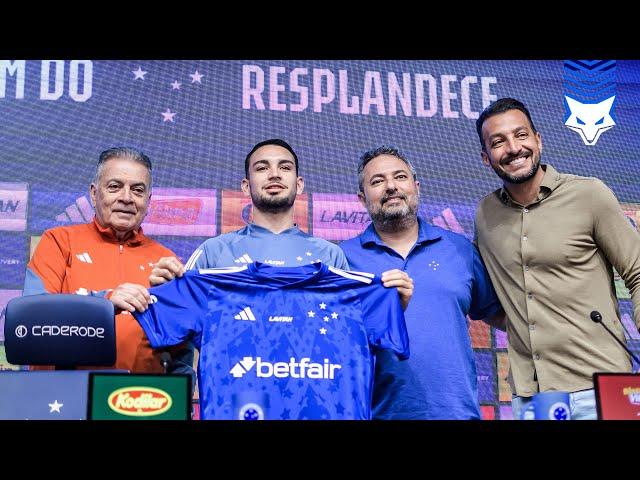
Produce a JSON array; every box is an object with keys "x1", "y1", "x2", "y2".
[
  {"x1": 590, "y1": 310, "x2": 640, "y2": 365},
  {"x1": 160, "y1": 352, "x2": 172, "y2": 374}
]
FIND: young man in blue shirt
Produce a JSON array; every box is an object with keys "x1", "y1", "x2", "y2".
[
  {"x1": 148, "y1": 140, "x2": 413, "y2": 381},
  {"x1": 340, "y1": 146, "x2": 505, "y2": 419},
  {"x1": 150, "y1": 139, "x2": 349, "y2": 275}
]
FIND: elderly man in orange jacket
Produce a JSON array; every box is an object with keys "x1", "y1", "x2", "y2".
[{"x1": 24, "y1": 147, "x2": 189, "y2": 373}]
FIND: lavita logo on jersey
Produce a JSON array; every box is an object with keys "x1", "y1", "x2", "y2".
[
  {"x1": 268, "y1": 315, "x2": 293, "y2": 323},
  {"x1": 1, "y1": 60, "x2": 93, "y2": 102},
  {"x1": 229, "y1": 356, "x2": 342, "y2": 379}
]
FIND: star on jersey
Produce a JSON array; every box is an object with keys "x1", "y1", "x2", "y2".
[
  {"x1": 132, "y1": 66, "x2": 147, "y2": 80},
  {"x1": 306, "y1": 252, "x2": 312, "y2": 256},
  {"x1": 319, "y1": 327, "x2": 327, "y2": 335},
  {"x1": 331, "y1": 312, "x2": 338, "y2": 319},
  {"x1": 161, "y1": 109, "x2": 176, "y2": 122},
  {"x1": 171, "y1": 80, "x2": 181, "y2": 90},
  {"x1": 323, "y1": 316, "x2": 330, "y2": 322},
  {"x1": 49, "y1": 400, "x2": 63, "y2": 413},
  {"x1": 296, "y1": 256, "x2": 303, "y2": 261},
  {"x1": 319, "y1": 303, "x2": 327, "y2": 310},
  {"x1": 307, "y1": 310, "x2": 315, "y2": 318},
  {"x1": 190, "y1": 70, "x2": 204, "y2": 83}
]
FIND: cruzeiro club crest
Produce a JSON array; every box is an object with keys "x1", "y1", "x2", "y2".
[
  {"x1": 548, "y1": 401, "x2": 570, "y2": 420},
  {"x1": 563, "y1": 60, "x2": 616, "y2": 146}
]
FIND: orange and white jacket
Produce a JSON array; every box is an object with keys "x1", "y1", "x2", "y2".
[{"x1": 24, "y1": 217, "x2": 177, "y2": 373}]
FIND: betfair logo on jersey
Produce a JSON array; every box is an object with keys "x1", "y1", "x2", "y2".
[
  {"x1": 107, "y1": 387, "x2": 172, "y2": 416},
  {"x1": 229, "y1": 356, "x2": 342, "y2": 379}
]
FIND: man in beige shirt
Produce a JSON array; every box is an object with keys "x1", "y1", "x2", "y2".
[{"x1": 474, "y1": 97, "x2": 640, "y2": 420}]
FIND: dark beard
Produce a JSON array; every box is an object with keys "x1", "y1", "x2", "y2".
[
  {"x1": 493, "y1": 154, "x2": 541, "y2": 184},
  {"x1": 369, "y1": 202, "x2": 418, "y2": 232},
  {"x1": 251, "y1": 191, "x2": 296, "y2": 214}
]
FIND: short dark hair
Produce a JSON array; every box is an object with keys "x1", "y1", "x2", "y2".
[
  {"x1": 475, "y1": 98, "x2": 538, "y2": 151},
  {"x1": 244, "y1": 139, "x2": 299, "y2": 177},
  {"x1": 357, "y1": 145, "x2": 416, "y2": 192},
  {"x1": 94, "y1": 147, "x2": 152, "y2": 185}
]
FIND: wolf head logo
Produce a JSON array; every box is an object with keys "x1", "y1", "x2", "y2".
[{"x1": 564, "y1": 96, "x2": 616, "y2": 146}]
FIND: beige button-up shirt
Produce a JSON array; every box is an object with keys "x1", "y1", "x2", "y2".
[{"x1": 475, "y1": 165, "x2": 640, "y2": 396}]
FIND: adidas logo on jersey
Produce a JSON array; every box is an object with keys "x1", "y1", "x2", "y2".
[
  {"x1": 234, "y1": 254, "x2": 253, "y2": 264},
  {"x1": 234, "y1": 307, "x2": 256, "y2": 321},
  {"x1": 229, "y1": 356, "x2": 341, "y2": 379},
  {"x1": 75, "y1": 252, "x2": 93, "y2": 263}
]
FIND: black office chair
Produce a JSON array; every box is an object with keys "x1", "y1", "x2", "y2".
[{"x1": 3, "y1": 294, "x2": 116, "y2": 367}]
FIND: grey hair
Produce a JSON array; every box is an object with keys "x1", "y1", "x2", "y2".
[
  {"x1": 93, "y1": 147, "x2": 153, "y2": 187},
  {"x1": 357, "y1": 145, "x2": 417, "y2": 192}
]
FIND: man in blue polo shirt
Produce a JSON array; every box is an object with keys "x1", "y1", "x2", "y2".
[{"x1": 340, "y1": 146, "x2": 505, "y2": 420}]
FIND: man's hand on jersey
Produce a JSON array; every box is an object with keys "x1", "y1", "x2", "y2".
[
  {"x1": 149, "y1": 256, "x2": 186, "y2": 286},
  {"x1": 381, "y1": 269, "x2": 414, "y2": 311},
  {"x1": 110, "y1": 283, "x2": 152, "y2": 313}
]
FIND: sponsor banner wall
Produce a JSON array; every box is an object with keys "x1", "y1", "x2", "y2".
[
  {"x1": 142, "y1": 188, "x2": 217, "y2": 237},
  {"x1": 469, "y1": 317, "x2": 491, "y2": 349},
  {"x1": 312, "y1": 193, "x2": 370, "y2": 241},
  {"x1": 0, "y1": 234, "x2": 28, "y2": 289},
  {"x1": 0, "y1": 182, "x2": 28, "y2": 232},
  {"x1": 475, "y1": 351, "x2": 496, "y2": 404}
]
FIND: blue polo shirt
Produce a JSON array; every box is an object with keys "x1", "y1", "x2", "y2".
[{"x1": 340, "y1": 217, "x2": 501, "y2": 419}]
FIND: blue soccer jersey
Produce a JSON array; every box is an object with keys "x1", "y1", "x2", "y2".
[
  {"x1": 184, "y1": 223, "x2": 349, "y2": 270},
  {"x1": 134, "y1": 262, "x2": 408, "y2": 420}
]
